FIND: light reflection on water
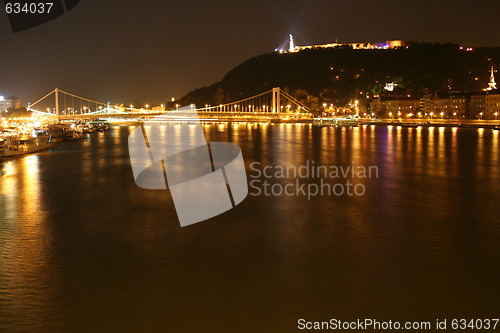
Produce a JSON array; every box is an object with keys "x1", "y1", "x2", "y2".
[
  {"x1": 0, "y1": 155, "x2": 58, "y2": 331},
  {"x1": 0, "y1": 124, "x2": 499, "y2": 332}
]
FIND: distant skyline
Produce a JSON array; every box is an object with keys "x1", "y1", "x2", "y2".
[{"x1": 1, "y1": 0, "x2": 500, "y2": 106}]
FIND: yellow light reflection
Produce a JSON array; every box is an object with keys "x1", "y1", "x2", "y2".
[{"x1": 0, "y1": 155, "x2": 52, "y2": 324}]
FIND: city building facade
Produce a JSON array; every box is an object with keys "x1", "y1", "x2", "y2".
[
  {"x1": 485, "y1": 92, "x2": 500, "y2": 120},
  {"x1": 370, "y1": 97, "x2": 420, "y2": 118},
  {"x1": 0, "y1": 96, "x2": 21, "y2": 114},
  {"x1": 469, "y1": 93, "x2": 487, "y2": 119}
]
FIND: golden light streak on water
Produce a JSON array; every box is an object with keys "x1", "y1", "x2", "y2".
[{"x1": 0, "y1": 155, "x2": 55, "y2": 330}]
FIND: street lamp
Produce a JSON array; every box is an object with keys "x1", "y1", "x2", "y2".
[
  {"x1": 495, "y1": 112, "x2": 499, "y2": 120},
  {"x1": 479, "y1": 112, "x2": 483, "y2": 120}
]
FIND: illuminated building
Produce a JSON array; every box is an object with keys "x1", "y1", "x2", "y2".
[
  {"x1": 487, "y1": 66, "x2": 497, "y2": 91},
  {"x1": 278, "y1": 38, "x2": 411, "y2": 53},
  {"x1": 370, "y1": 97, "x2": 420, "y2": 118},
  {"x1": 485, "y1": 93, "x2": 500, "y2": 119},
  {"x1": 469, "y1": 93, "x2": 487, "y2": 119},
  {"x1": 482, "y1": 67, "x2": 500, "y2": 119},
  {"x1": 0, "y1": 96, "x2": 21, "y2": 114},
  {"x1": 429, "y1": 92, "x2": 468, "y2": 118}
]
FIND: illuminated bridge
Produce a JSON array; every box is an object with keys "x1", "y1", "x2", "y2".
[{"x1": 27, "y1": 88, "x2": 313, "y2": 121}]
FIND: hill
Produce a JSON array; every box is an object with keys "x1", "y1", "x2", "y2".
[{"x1": 180, "y1": 43, "x2": 500, "y2": 111}]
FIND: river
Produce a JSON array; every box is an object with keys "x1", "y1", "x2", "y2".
[{"x1": 1, "y1": 123, "x2": 499, "y2": 332}]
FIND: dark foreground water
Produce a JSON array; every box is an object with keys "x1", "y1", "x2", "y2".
[{"x1": 0, "y1": 124, "x2": 499, "y2": 332}]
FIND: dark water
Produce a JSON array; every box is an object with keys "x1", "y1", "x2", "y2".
[{"x1": 0, "y1": 124, "x2": 499, "y2": 332}]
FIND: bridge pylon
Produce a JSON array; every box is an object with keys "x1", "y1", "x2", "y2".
[
  {"x1": 55, "y1": 88, "x2": 60, "y2": 121},
  {"x1": 272, "y1": 87, "x2": 281, "y2": 113}
]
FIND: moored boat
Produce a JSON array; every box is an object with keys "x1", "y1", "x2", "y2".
[
  {"x1": 64, "y1": 129, "x2": 83, "y2": 141},
  {"x1": 48, "y1": 123, "x2": 69, "y2": 142},
  {"x1": 89, "y1": 120, "x2": 111, "y2": 131},
  {"x1": 0, "y1": 138, "x2": 5, "y2": 157},
  {"x1": 398, "y1": 123, "x2": 420, "y2": 128},
  {"x1": 0, "y1": 134, "x2": 52, "y2": 157},
  {"x1": 313, "y1": 117, "x2": 359, "y2": 127},
  {"x1": 77, "y1": 124, "x2": 95, "y2": 134}
]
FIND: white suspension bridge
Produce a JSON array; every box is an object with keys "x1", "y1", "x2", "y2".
[{"x1": 27, "y1": 88, "x2": 313, "y2": 121}]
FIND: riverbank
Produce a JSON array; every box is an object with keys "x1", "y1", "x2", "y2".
[{"x1": 362, "y1": 119, "x2": 500, "y2": 129}]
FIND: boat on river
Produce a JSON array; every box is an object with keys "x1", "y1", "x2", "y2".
[
  {"x1": 89, "y1": 120, "x2": 110, "y2": 132},
  {"x1": 313, "y1": 117, "x2": 359, "y2": 127},
  {"x1": 398, "y1": 123, "x2": 420, "y2": 128},
  {"x1": 0, "y1": 134, "x2": 52, "y2": 157},
  {"x1": 64, "y1": 129, "x2": 83, "y2": 141},
  {"x1": 48, "y1": 123, "x2": 69, "y2": 142}
]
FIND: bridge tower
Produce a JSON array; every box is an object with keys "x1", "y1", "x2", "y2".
[
  {"x1": 55, "y1": 88, "x2": 60, "y2": 121},
  {"x1": 272, "y1": 87, "x2": 281, "y2": 113}
]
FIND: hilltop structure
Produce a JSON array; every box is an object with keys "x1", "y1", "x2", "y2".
[{"x1": 277, "y1": 34, "x2": 410, "y2": 53}]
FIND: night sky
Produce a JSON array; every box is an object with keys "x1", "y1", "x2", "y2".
[{"x1": 1, "y1": 0, "x2": 500, "y2": 106}]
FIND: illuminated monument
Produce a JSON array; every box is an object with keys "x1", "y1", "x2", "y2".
[
  {"x1": 289, "y1": 34, "x2": 296, "y2": 52},
  {"x1": 487, "y1": 66, "x2": 497, "y2": 91}
]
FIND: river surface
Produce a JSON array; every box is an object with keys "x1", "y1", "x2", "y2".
[{"x1": 1, "y1": 123, "x2": 499, "y2": 332}]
